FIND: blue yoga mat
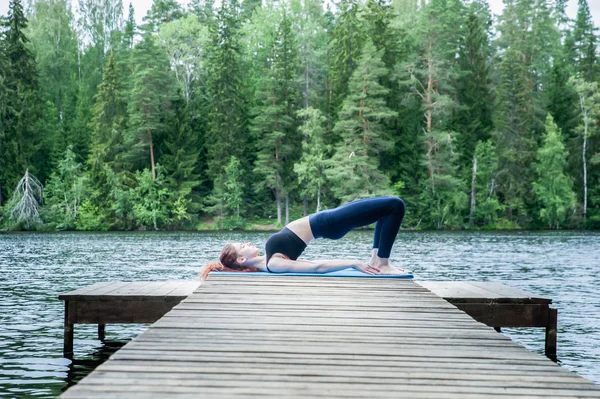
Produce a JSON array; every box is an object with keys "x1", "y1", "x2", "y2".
[{"x1": 212, "y1": 269, "x2": 413, "y2": 279}]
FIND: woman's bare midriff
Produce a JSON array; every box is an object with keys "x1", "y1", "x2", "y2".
[{"x1": 285, "y1": 216, "x2": 314, "y2": 245}]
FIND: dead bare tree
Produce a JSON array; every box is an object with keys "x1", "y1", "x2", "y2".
[{"x1": 10, "y1": 169, "x2": 44, "y2": 229}]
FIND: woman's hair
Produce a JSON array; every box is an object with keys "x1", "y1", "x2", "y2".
[{"x1": 200, "y1": 242, "x2": 261, "y2": 280}]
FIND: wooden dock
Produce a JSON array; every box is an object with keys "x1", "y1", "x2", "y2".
[
  {"x1": 59, "y1": 281, "x2": 201, "y2": 358},
  {"x1": 60, "y1": 276, "x2": 600, "y2": 398},
  {"x1": 418, "y1": 281, "x2": 557, "y2": 359}
]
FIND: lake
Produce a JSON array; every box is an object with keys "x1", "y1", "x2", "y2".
[{"x1": 1, "y1": 230, "x2": 599, "y2": 397}]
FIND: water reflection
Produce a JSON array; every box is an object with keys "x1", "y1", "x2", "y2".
[
  {"x1": 62, "y1": 340, "x2": 126, "y2": 394},
  {"x1": 0, "y1": 230, "x2": 599, "y2": 398}
]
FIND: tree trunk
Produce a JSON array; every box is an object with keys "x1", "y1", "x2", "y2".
[
  {"x1": 285, "y1": 192, "x2": 289, "y2": 226},
  {"x1": 317, "y1": 186, "x2": 321, "y2": 213},
  {"x1": 578, "y1": 93, "x2": 588, "y2": 220},
  {"x1": 276, "y1": 193, "x2": 282, "y2": 226},
  {"x1": 148, "y1": 130, "x2": 156, "y2": 180},
  {"x1": 583, "y1": 124, "x2": 588, "y2": 220},
  {"x1": 425, "y1": 39, "x2": 434, "y2": 192},
  {"x1": 469, "y1": 155, "x2": 478, "y2": 226},
  {"x1": 303, "y1": 195, "x2": 307, "y2": 217}
]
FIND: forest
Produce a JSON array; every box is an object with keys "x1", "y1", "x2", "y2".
[{"x1": 0, "y1": 0, "x2": 599, "y2": 231}]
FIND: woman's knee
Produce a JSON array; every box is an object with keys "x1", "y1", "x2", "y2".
[{"x1": 388, "y1": 196, "x2": 405, "y2": 214}]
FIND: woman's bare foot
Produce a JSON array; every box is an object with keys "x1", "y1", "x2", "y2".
[
  {"x1": 370, "y1": 254, "x2": 407, "y2": 275},
  {"x1": 377, "y1": 264, "x2": 407, "y2": 275},
  {"x1": 370, "y1": 249, "x2": 378, "y2": 266}
]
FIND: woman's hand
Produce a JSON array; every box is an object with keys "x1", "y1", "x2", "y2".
[{"x1": 353, "y1": 261, "x2": 380, "y2": 275}]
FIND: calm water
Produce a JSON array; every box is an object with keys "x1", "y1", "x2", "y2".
[{"x1": 1, "y1": 230, "x2": 599, "y2": 397}]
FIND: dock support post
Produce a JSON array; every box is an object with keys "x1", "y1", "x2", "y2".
[
  {"x1": 63, "y1": 301, "x2": 74, "y2": 359},
  {"x1": 98, "y1": 324, "x2": 105, "y2": 341},
  {"x1": 545, "y1": 307, "x2": 558, "y2": 361}
]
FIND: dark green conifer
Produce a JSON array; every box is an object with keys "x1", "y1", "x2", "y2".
[{"x1": 326, "y1": 40, "x2": 395, "y2": 202}]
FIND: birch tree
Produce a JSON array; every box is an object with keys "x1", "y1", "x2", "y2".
[
  {"x1": 570, "y1": 77, "x2": 600, "y2": 221},
  {"x1": 157, "y1": 14, "x2": 209, "y2": 104},
  {"x1": 533, "y1": 115, "x2": 575, "y2": 229}
]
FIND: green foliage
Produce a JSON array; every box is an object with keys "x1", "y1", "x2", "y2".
[
  {"x1": 76, "y1": 200, "x2": 110, "y2": 231},
  {"x1": 205, "y1": 0, "x2": 248, "y2": 182},
  {"x1": 472, "y1": 140, "x2": 502, "y2": 226},
  {"x1": 251, "y1": 9, "x2": 299, "y2": 223},
  {"x1": 126, "y1": 33, "x2": 175, "y2": 177},
  {"x1": 570, "y1": 76, "x2": 600, "y2": 225},
  {"x1": 43, "y1": 147, "x2": 84, "y2": 229},
  {"x1": 493, "y1": 46, "x2": 538, "y2": 223},
  {"x1": 420, "y1": 131, "x2": 467, "y2": 229},
  {"x1": 533, "y1": 115, "x2": 576, "y2": 228},
  {"x1": 454, "y1": 4, "x2": 493, "y2": 172},
  {"x1": 205, "y1": 156, "x2": 245, "y2": 229},
  {"x1": 328, "y1": 0, "x2": 364, "y2": 118},
  {"x1": 294, "y1": 107, "x2": 329, "y2": 212},
  {"x1": 326, "y1": 39, "x2": 395, "y2": 203},
  {"x1": 131, "y1": 166, "x2": 170, "y2": 230},
  {"x1": 224, "y1": 156, "x2": 244, "y2": 218},
  {"x1": 573, "y1": 0, "x2": 599, "y2": 81},
  {"x1": 1, "y1": 0, "x2": 600, "y2": 231},
  {"x1": 157, "y1": 14, "x2": 209, "y2": 103},
  {"x1": 159, "y1": 94, "x2": 203, "y2": 218},
  {"x1": 1, "y1": 0, "x2": 40, "y2": 201}
]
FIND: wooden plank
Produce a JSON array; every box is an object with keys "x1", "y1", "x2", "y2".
[
  {"x1": 466, "y1": 282, "x2": 550, "y2": 302},
  {"x1": 418, "y1": 281, "x2": 551, "y2": 304},
  {"x1": 59, "y1": 281, "x2": 116, "y2": 299},
  {"x1": 61, "y1": 281, "x2": 136, "y2": 300},
  {"x1": 152, "y1": 281, "x2": 201, "y2": 297}
]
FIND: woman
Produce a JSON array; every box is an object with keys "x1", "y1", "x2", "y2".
[{"x1": 200, "y1": 196, "x2": 406, "y2": 280}]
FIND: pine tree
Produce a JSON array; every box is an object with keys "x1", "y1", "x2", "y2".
[
  {"x1": 27, "y1": 0, "x2": 80, "y2": 182},
  {"x1": 419, "y1": 130, "x2": 467, "y2": 229},
  {"x1": 142, "y1": 0, "x2": 184, "y2": 32},
  {"x1": 455, "y1": 5, "x2": 494, "y2": 172},
  {"x1": 252, "y1": 11, "x2": 299, "y2": 224},
  {"x1": 86, "y1": 51, "x2": 127, "y2": 226},
  {"x1": 328, "y1": 0, "x2": 364, "y2": 119},
  {"x1": 1, "y1": 0, "x2": 40, "y2": 201},
  {"x1": 89, "y1": 51, "x2": 127, "y2": 175},
  {"x1": 127, "y1": 33, "x2": 174, "y2": 180},
  {"x1": 533, "y1": 115, "x2": 575, "y2": 229},
  {"x1": 160, "y1": 93, "x2": 203, "y2": 217},
  {"x1": 294, "y1": 107, "x2": 328, "y2": 212},
  {"x1": 70, "y1": 85, "x2": 93, "y2": 163},
  {"x1": 289, "y1": 0, "x2": 328, "y2": 111},
  {"x1": 205, "y1": 0, "x2": 248, "y2": 188},
  {"x1": 471, "y1": 140, "x2": 502, "y2": 226},
  {"x1": 224, "y1": 156, "x2": 244, "y2": 220},
  {"x1": 189, "y1": 0, "x2": 215, "y2": 24},
  {"x1": 493, "y1": 47, "x2": 536, "y2": 223},
  {"x1": 0, "y1": 41, "x2": 8, "y2": 205},
  {"x1": 326, "y1": 40, "x2": 395, "y2": 203},
  {"x1": 124, "y1": 3, "x2": 136, "y2": 50},
  {"x1": 43, "y1": 146, "x2": 85, "y2": 229},
  {"x1": 573, "y1": 0, "x2": 598, "y2": 82},
  {"x1": 395, "y1": 0, "x2": 464, "y2": 227},
  {"x1": 132, "y1": 166, "x2": 170, "y2": 230}
]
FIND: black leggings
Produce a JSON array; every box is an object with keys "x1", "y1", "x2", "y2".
[{"x1": 309, "y1": 196, "x2": 405, "y2": 258}]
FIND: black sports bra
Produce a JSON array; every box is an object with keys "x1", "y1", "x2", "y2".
[{"x1": 264, "y1": 227, "x2": 307, "y2": 271}]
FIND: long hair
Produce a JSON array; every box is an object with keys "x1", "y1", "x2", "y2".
[{"x1": 200, "y1": 243, "x2": 261, "y2": 280}]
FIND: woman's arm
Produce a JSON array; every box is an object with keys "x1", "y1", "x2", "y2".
[{"x1": 267, "y1": 256, "x2": 379, "y2": 274}]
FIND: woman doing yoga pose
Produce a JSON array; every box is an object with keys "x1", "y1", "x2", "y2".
[{"x1": 200, "y1": 196, "x2": 406, "y2": 279}]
